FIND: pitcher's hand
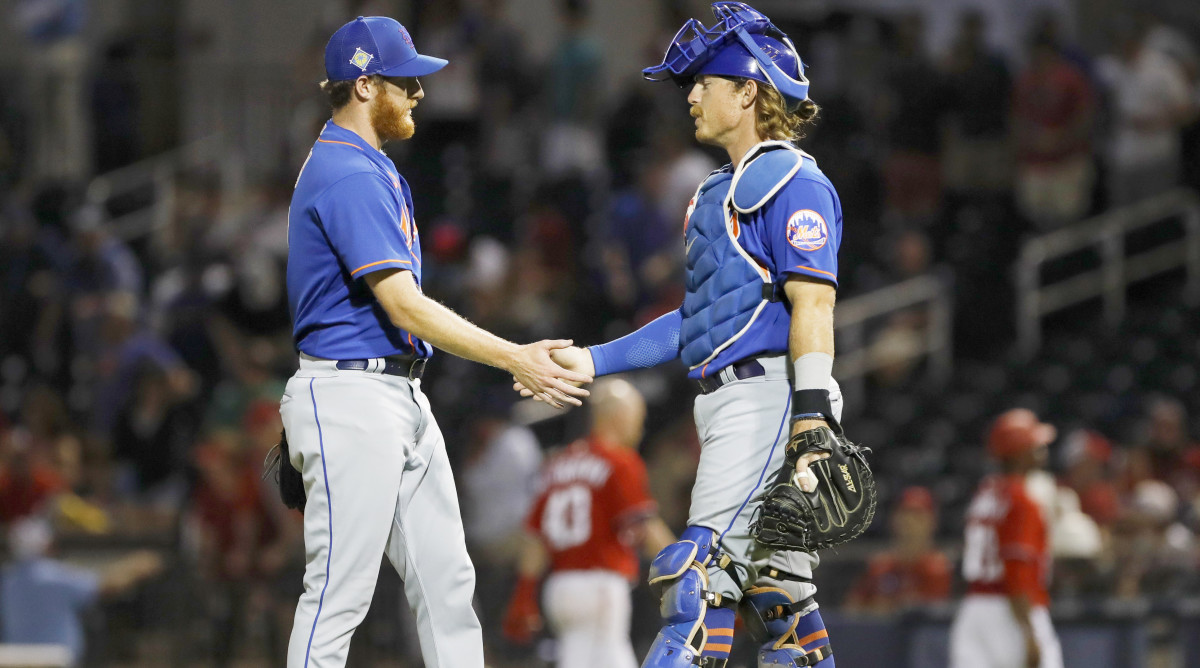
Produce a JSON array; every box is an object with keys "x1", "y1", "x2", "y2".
[{"x1": 507, "y1": 340, "x2": 593, "y2": 408}]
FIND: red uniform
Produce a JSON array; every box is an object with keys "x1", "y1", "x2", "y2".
[
  {"x1": 526, "y1": 437, "x2": 657, "y2": 580},
  {"x1": 846, "y1": 551, "x2": 952, "y2": 610},
  {"x1": 962, "y1": 474, "x2": 1050, "y2": 606}
]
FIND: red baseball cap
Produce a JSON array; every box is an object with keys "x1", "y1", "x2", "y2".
[
  {"x1": 988, "y1": 408, "x2": 1056, "y2": 460},
  {"x1": 896, "y1": 486, "x2": 936, "y2": 514}
]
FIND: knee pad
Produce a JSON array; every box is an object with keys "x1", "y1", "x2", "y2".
[
  {"x1": 739, "y1": 587, "x2": 833, "y2": 667},
  {"x1": 643, "y1": 527, "x2": 730, "y2": 668}
]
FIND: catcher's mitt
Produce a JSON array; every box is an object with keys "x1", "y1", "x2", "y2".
[{"x1": 750, "y1": 426, "x2": 876, "y2": 552}]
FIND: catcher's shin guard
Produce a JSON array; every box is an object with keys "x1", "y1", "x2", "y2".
[
  {"x1": 643, "y1": 527, "x2": 734, "y2": 668},
  {"x1": 740, "y1": 587, "x2": 834, "y2": 667}
]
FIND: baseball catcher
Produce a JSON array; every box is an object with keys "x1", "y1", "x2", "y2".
[
  {"x1": 750, "y1": 425, "x2": 876, "y2": 553},
  {"x1": 514, "y1": 2, "x2": 877, "y2": 665}
]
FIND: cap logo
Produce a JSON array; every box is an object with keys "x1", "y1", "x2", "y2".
[
  {"x1": 398, "y1": 26, "x2": 414, "y2": 49},
  {"x1": 350, "y1": 47, "x2": 374, "y2": 72}
]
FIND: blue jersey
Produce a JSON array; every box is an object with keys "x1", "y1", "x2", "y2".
[
  {"x1": 287, "y1": 121, "x2": 432, "y2": 360},
  {"x1": 685, "y1": 154, "x2": 841, "y2": 379}
]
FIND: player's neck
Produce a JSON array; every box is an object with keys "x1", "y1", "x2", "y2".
[
  {"x1": 331, "y1": 108, "x2": 383, "y2": 151},
  {"x1": 724, "y1": 130, "x2": 766, "y2": 168}
]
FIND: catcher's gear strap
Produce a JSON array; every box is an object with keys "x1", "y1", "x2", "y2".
[
  {"x1": 730, "y1": 142, "x2": 804, "y2": 215},
  {"x1": 741, "y1": 589, "x2": 832, "y2": 667}
]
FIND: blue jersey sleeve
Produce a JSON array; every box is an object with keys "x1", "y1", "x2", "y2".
[
  {"x1": 764, "y1": 178, "x2": 841, "y2": 287},
  {"x1": 589, "y1": 309, "x2": 682, "y2": 375},
  {"x1": 315, "y1": 172, "x2": 418, "y2": 279}
]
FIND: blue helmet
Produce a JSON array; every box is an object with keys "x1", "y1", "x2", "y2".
[{"x1": 643, "y1": 2, "x2": 809, "y2": 110}]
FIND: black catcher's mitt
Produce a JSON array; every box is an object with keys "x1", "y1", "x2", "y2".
[
  {"x1": 750, "y1": 426, "x2": 876, "y2": 552},
  {"x1": 262, "y1": 429, "x2": 306, "y2": 511}
]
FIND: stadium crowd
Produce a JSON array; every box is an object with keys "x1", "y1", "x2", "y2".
[{"x1": 1, "y1": 0, "x2": 1199, "y2": 664}]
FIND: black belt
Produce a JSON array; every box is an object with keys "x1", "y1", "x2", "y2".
[
  {"x1": 335, "y1": 355, "x2": 428, "y2": 380},
  {"x1": 695, "y1": 358, "x2": 767, "y2": 394}
]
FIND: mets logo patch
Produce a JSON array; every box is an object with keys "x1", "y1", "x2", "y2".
[
  {"x1": 350, "y1": 47, "x2": 374, "y2": 72},
  {"x1": 399, "y1": 26, "x2": 415, "y2": 49},
  {"x1": 786, "y1": 209, "x2": 828, "y2": 251}
]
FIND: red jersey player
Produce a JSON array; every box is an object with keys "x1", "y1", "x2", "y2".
[
  {"x1": 950, "y1": 408, "x2": 1064, "y2": 668},
  {"x1": 503, "y1": 378, "x2": 674, "y2": 668}
]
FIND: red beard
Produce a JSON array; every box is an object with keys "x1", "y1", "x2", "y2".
[{"x1": 371, "y1": 92, "x2": 414, "y2": 143}]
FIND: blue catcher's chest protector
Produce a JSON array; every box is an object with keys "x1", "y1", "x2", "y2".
[{"x1": 679, "y1": 142, "x2": 803, "y2": 371}]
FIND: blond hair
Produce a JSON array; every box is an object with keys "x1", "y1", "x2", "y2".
[{"x1": 732, "y1": 77, "x2": 819, "y2": 142}]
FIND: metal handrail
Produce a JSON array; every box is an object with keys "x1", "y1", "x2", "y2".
[
  {"x1": 1015, "y1": 189, "x2": 1200, "y2": 357},
  {"x1": 84, "y1": 135, "x2": 226, "y2": 241},
  {"x1": 834, "y1": 273, "x2": 954, "y2": 385}
]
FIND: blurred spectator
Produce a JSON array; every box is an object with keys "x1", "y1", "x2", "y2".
[
  {"x1": 110, "y1": 363, "x2": 196, "y2": 507},
  {"x1": 1139, "y1": 395, "x2": 1200, "y2": 500},
  {"x1": 459, "y1": 395, "x2": 542, "y2": 651},
  {"x1": 1059, "y1": 429, "x2": 1120, "y2": 528},
  {"x1": 1012, "y1": 28, "x2": 1096, "y2": 228},
  {"x1": 880, "y1": 14, "x2": 950, "y2": 225},
  {"x1": 0, "y1": 517, "x2": 162, "y2": 666},
  {"x1": 1143, "y1": 23, "x2": 1200, "y2": 192},
  {"x1": 0, "y1": 427, "x2": 65, "y2": 525},
  {"x1": 1096, "y1": 18, "x2": 1192, "y2": 206},
  {"x1": 90, "y1": 37, "x2": 140, "y2": 173},
  {"x1": 14, "y1": 0, "x2": 89, "y2": 179},
  {"x1": 655, "y1": 129, "x2": 719, "y2": 228},
  {"x1": 541, "y1": 0, "x2": 605, "y2": 177},
  {"x1": 19, "y1": 384, "x2": 85, "y2": 493},
  {"x1": 942, "y1": 11, "x2": 1012, "y2": 199},
  {"x1": 243, "y1": 399, "x2": 303, "y2": 660},
  {"x1": 89, "y1": 291, "x2": 195, "y2": 439},
  {"x1": 844, "y1": 486, "x2": 952, "y2": 613},
  {"x1": 1048, "y1": 486, "x2": 1105, "y2": 601},
  {"x1": 600, "y1": 155, "x2": 674, "y2": 316},
  {"x1": 1111, "y1": 479, "x2": 1195, "y2": 598},
  {"x1": 187, "y1": 415, "x2": 283, "y2": 666},
  {"x1": 0, "y1": 199, "x2": 64, "y2": 368}
]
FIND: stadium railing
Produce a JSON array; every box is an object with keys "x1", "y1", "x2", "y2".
[{"x1": 1015, "y1": 189, "x2": 1200, "y2": 357}]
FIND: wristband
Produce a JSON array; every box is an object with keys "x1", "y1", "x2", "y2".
[
  {"x1": 793, "y1": 352, "x2": 833, "y2": 391},
  {"x1": 791, "y1": 353, "x2": 837, "y2": 428},
  {"x1": 791, "y1": 389, "x2": 834, "y2": 423}
]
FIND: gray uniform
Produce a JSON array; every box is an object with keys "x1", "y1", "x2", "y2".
[
  {"x1": 280, "y1": 356, "x2": 483, "y2": 667},
  {"x1": 690, "y1": 356, "x2": 842, "y2": 603}
]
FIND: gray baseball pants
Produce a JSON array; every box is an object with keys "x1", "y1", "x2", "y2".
[{"x1": 279, "y1": 355, "x2": 483, "y2": 667}]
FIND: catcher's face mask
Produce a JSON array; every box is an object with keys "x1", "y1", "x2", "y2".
[{"x1": 643, "y1": 1, "x2": 810, "y2": 111}]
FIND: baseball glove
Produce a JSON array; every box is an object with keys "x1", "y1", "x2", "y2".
[
  {"x1": 750, "y1": 426, "x2": 876, "y2": 552},
  {"x1": 262, "y1": 429, "x2": 306, "y2": 511}
]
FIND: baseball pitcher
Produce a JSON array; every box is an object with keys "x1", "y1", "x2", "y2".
[{"x1": 277, "y1": 16, "x2": 591, "y2": 668}]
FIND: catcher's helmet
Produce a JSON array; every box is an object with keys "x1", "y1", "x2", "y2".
[
  {"x1": 643, "y1": 1, "x2": 809, "y2": 110},
  {"x1": 988, "y1": 408, "x2": 1056, "y2": 460}
]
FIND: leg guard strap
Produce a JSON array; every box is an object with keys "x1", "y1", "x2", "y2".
[
  {"x1": 740, "y1": 588, "x2": 833, "y2": 667},
  {"x1": 643, "y1": 528, "x2": 740, "y2": 668}
]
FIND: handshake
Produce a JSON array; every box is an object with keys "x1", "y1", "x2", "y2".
[{"x1": 507, "y1": 341, "x2": 594, "y2": 409}]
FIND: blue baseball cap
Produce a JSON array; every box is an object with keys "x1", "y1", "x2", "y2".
[{"x1": 324, "y1": 16, "x2": 448, "y2": 81}]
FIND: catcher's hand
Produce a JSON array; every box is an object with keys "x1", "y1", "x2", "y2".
[{"x1": 750, "y1": 425, "x2": 876, "y2": 552}]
